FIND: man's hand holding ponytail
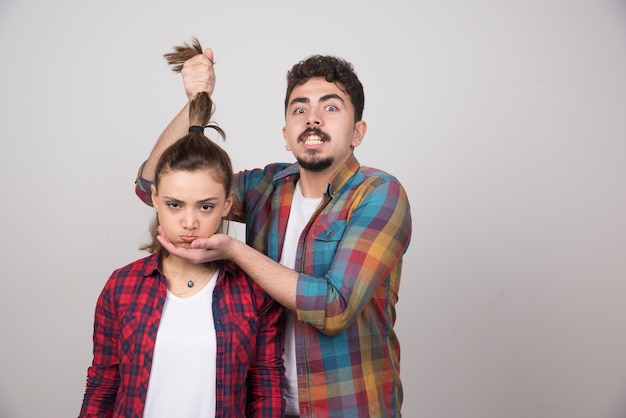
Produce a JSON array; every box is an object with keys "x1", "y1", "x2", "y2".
[{"x1": 181, "y1": 48, "x2": 216, "y2": 101}]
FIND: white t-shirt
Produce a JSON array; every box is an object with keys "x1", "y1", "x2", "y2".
[
  {"x1": 280, "y1": 181, "x2": 322, "y2": 415},
  {"x1": 143, "y1": 272, "x2": 218, "y2": 418}
]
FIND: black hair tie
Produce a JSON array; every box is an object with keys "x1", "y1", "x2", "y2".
[{"x1": 189, "y1": 125, "x2": 205, "y2": 133}]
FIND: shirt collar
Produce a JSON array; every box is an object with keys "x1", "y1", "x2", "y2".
[
  {"x1": 144, "y1": 253, "x2": 160, "y2": 277},
  {"x1": 272, "y1": 154, "x2": 361, "y2": 197},
  {"x1": 327, "y1": 154, "x2": 361, "y2": 197}
]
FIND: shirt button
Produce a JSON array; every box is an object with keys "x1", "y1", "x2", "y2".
[{"x1": 217, "y1": 381, "x2": 223, "y2": 388}]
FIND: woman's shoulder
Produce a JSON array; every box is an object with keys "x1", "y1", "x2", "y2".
[{"x1": 103, "y1": 253, "x2": 159, "y2": 290}]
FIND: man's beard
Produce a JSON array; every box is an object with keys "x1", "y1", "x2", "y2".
[
  {"x1": 296, "y1": 128, "x2": 333, "y2": 172},
  {"x1": 296, "y1": 154, "x2": 334, "y2": 172}
]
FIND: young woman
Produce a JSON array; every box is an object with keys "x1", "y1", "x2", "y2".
[{"x1": 79, "y1": 40, "x2": 285, "y2": 417}]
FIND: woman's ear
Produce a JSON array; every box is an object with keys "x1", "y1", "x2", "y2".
[
  {"x1": 150, "y1": 184, "x2": 159, "y2": 210},
  {"x1": 222, "y1": 190, "x2": 234, "y2": 217}
]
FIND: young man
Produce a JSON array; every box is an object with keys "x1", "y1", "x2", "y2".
[{"x1": 136, "y1": 46, "x2": 412, "y2": 417}]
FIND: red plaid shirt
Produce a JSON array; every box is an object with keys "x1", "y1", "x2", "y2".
[{"x1": 79, "y1": 253, "x2": 285, "y2": 417}]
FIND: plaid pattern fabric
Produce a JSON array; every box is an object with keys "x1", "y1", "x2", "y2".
[
  {"x1": 136, "y1": 154, "x2": 412, "y2": 417},
  {"x1": 79, "y1": 254, "x2": 285, "y2": 417}
]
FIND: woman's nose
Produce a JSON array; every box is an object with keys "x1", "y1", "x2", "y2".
[{"x1": 183, "y1": 211, "x2": 198, "y2": 230}]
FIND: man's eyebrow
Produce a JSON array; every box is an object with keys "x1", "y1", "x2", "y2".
[
  {"x1": 320, "y1": 93, "x2": 344, "y2": 103},
  {"x1": 288, "y1": 97, "x2": 309, "y2": 107},
  {"x1": 288, "y1": 94, "x2": 344, "y2": 108}
]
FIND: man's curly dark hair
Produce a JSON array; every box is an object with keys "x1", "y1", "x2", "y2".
[{"x1": 284, "y1": 55, "x2": 365, "y2": 123}]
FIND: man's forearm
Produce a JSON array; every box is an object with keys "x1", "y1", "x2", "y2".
[
  {"x1": 228, "y1": 238, "x2": 298, "y2": 311},
  {"x1": 141, "y1": 103, "x2": 191, "y2": 181}
]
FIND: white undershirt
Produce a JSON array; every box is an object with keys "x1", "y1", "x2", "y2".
[
  {"x1": 280, "y1": 181, "x2": 322, "y2": 415},
  {"x1": 143, "y1": 271, "x2": 218, "y2": 418}
]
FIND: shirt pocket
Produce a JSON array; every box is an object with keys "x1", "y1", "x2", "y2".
[
  {"x1": 231, "y1": 315, "x2": 259, "y2": 366},
  {"x1": 118, "y1": 313, "x2": 154, "y2": 364},
  {"x1": 309, "y1": 220, "x2": 346, "y2": 272},
  {"x1": 117, "y1": 315, "x2": 137, "y2": 364}
]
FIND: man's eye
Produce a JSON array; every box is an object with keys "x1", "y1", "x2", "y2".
[
  {"x1": 325, "y1": 105, "x2": 338, "y2": 111},
  {"x1": 294, "y1": 108, "x2": 306, "y2": 114}
]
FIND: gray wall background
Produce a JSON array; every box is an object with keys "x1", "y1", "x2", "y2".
[{"x1": 1, "y1": 1, "x2": 625, "y2": 417}]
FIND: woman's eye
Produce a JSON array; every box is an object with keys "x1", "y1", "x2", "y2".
[
  {"x1": 201, "y1": 204, "x2": 214, "y2": 211},
  {"x1": 166, "y1": 202, "x2": 180, "y2": 209}
]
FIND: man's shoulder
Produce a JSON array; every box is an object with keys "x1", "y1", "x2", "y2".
[
  {"x1": 239, "y1": 162, "x2": 298, "y2": 182},
  {"x1": 357, "y1": 165, "x2": 402, "y2": 184}
]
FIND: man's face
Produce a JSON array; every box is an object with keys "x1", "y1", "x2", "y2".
[{"x1": 283, "y1": 77, "x2": 366, "y2": 174}]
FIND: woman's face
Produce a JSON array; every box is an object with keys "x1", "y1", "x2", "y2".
[{"x1": 151, "y1": 169, "x2": 232, "y2": 249}]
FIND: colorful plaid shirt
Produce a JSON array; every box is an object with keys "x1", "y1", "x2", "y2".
[
  {"x1": 136, "y1": 154, "x2": 412, "y2": 417},
  {"x1": 79, "y1": 253, "x2": 285, "y2": 418}
]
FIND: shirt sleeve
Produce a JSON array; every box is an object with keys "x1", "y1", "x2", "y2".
[
  {"x1": 134, "y1": 161, "x2": 154, "y2": 206},
  {"x1": 79, "y1": 279, "x2": 121, "y2": 417},
  {"x1": 296, "y1": 177, "x2": 412, "y2": 335},
  {"x1": 245, "y1": 291, "x2": 286, "y2": 417}
]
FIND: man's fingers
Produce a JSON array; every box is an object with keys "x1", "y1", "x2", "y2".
[
  {"x1": 203, "y1": 48, "x2": 214, "y2": 64},
  {"x1": 156, "y1": 232, "x2": 213, "y2": 264},
  {"x1": 181, "y1": 52, "x2": 216, "y2": 98}
]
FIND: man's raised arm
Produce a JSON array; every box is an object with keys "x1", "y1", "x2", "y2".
[{"x1": 137, "y1": 48, "x2": 216, "y2": 185}]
